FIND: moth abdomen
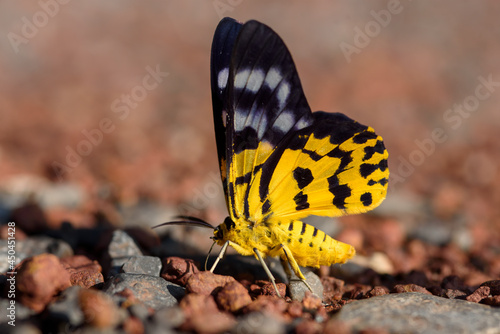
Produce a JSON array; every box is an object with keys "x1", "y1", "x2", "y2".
[{"x1": 283, "y1": 220, "x2": 355, "y2": 268}]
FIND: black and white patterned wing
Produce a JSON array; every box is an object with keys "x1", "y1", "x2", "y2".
[
  {"x1": 210, "y1": 17, "x2": 243, "y2": 202},
  {"x1": 221, "y1": 19, "x2": 314, "y2": 220}
]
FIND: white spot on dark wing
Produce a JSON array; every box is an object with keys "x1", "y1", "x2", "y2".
[
  {"x1": 234, "y1": 108, "x2": 247, "y2": 131},
  {"x1": 277, "y1": 81, "x2": 290, "y2": 109},
  {"x1": 273, "y1": 111, "x2": 295, "y2": 133},
  {"x1": 246, "y1": 69, "x2": 265, "y2": 93},
  {"x1": 265, "y1": 67, "x2": 282, "y2": 90},
  {"x1": 218, "y1": 68, "x2": 229, "y2": 90},
  {"x1": 234, "y1": 69, "x2": 251, "y2": 89},
  {"x1": 257, "y1": 113, "x2": 267, "y2": 139},
  {"x1": 295, "y1": 116, "x2": 312, "y2": 130}
]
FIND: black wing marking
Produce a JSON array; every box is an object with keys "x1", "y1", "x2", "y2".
[
  {"x1": 228, "y1": 20, "x2": 313, "y2": 154},
  {"x1": 210, "y1": 17, "x2": 243, "y2": 202},
  {"x1": 258, "y1": 111, "x2": 389, "y2": 220},
  {"x1": 224, "y1": 20, "x2": 314, "y2": 219}
]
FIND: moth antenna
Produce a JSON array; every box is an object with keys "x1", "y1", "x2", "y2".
[
  {"x1": 174, "y1": 215, "x2": 211, "y2": 224},
  {"x1": 205, "y1": 240, "x2": 217, "y2": 271},
  {"x1": 152, "y1": 219, "x2": 215, "y2": 230}
]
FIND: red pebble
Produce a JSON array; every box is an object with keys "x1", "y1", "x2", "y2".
[
  {"x1": 16, "y1": 253, "x2": 71, "y2": 312},
  {"x1": 161, "y1": 257, "x2": 199, "y2": 286}
]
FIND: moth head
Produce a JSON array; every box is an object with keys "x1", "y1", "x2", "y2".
[
  {"x1": 213, "y1": 216, "x2": 236, "y2": 242},
  {"x1": 213, "y1": 225, "x2": 223, "y2": 241}
]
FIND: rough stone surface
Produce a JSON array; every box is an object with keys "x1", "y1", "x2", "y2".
[
  {"x1": 161, "y1": 256, "x2": 200, "y2": 285},
  {"x1": 60, "y1": 255, "x2": 104, "y2": 288},
  {"x1": 481, "y1": 280, "x2": 500, "y2": 295},
  {"x1": 289, "y1": 269, "x2": 324, "y2": 301},
  {"x1": 0, "y1": 236, "x2": 73, "y2": 272},
  {"x1": 106, "y1": 230, "x2": 144, "y2": 275},
  {"x1": 215, "y1": 280, "x2": 252, "y2": 312},
  {"x1": 121, "y1": 255, "x2": 162, "y2": 276},
  {"x1": 243, "y1": 295, "x2": 288, "y2": 321},
  {"x1": 103, "y1": 273, "x2": 184, "y2": 310},
  {"x1": 16, "y1": 254, "x2": 72, "y2": 312},
  {"x1": 185, "y1": 271, "x2": 236, "y2": 295},
  {"x1": 336, "y1": 292, "x2": 500, "y2": 334},
  {"x1": 179, "y1": 293, "x2": 236, "y2": 333}
]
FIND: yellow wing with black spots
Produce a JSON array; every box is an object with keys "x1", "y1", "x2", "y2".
[{"x1": 263, "y1": 112, "x2": 388, "y2": 221}]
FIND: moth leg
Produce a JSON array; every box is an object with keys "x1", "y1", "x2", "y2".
[
  {"x1": 280, "y1": 244, "x2": 314, "y2": 293},
  {"x1": 254, "y1": 248, "x2": 282, "y2": 298},
  {"x1": 279, "y1": 256, "x2": 292, "y2": 279},
  {"x1": 209, "y1": 240, "x2": 230, "y2": 273}
]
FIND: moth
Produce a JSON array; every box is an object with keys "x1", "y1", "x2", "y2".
[{"x1": 157, "y1": 17, "x2": 389, "y2": 297}]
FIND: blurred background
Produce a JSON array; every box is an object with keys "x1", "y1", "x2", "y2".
[{"x1": 1, "y1": 1, "x2": 499, "y2": 257}]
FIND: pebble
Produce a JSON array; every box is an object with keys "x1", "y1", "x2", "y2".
[
  {"x1": 179, "y1": 293, "x2": 237, "y2": 334},
  {"x1": 78, "y1": 288, "x2": 122, "y2": 328},
  {"x1": 481, "y1": 280, "x2": 500, "y2": 295},
  {"x1": 185, "y1": 270, "x2": 236, "y2": 295},
  {"x1": 231, "y1": 312, "x2": 286, "y2": 334},
  {"x1": 243, "y1": 295, "x2": 288, "y2": 321},
  {"x1": 335, "y1": 292, "x2": 500, "y2": 334},
  {"x1": 466, "y1": 286, "x2": 490, "y2": 303},
  {"x1": 288, "y1": 269, "x2": 324, "y2": 301},
  {"x1": 61, "y1": 255, "x2": 104, "y2": 288},
  {"x1": 105, "y1": 230, "x2": 144, "y2": 275},
  {"x1": 161, "y1": 256, "x2": 200, "y2": 285},
  {"x1": 47, "y1": 286, "x2": 85, "y2": 327},
  {"x1": 16, "y1": 253, "x2": 72, "y2": 312},
  {"x1": 321, "y1": 276, "x2": 345, "y2": 302},
  {"x1": 0, "y1": 236, "x2": 73, "y2": 272},
  {"x1": 392, "y1": 283, "x2": 432, "y2": 295},
  {"x1": 214, "y1": 280, "x2": 253, "y2": 312},
  {"x1": 152, "y1": 306, "x2": 185, "y2": 329},
  {"x1": 121, "y1": 255, "x2": 162, "y2": 276},
  {"x1": 103, "y1": 273, "x2": 185, "y2": 310}
]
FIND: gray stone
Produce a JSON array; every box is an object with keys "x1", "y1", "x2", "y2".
[
  {"x1": 121, "y1": 255, "x2": 162, "y2": 276},
  {"x1": 103, "y1": 273, "x2": 185, "y2": 310},
  {"x1": 152, "y1": 306, "x2": 185, "y2": 329},
  {"x1": 47, "y1": 286, "x2": 84, "y2": 327},
  {"x1": 335, "y1": 292, "x2": 500, "y2": 334},
  {"x1": 127, "y1": 303, "x2": 151, "y2": 321},
  {"x1": 0, "y1": 236, "x2": 73, "y2": 272},
  {"x1": 231, "y1": 312, "x2": 285, "y2": 334},
  {"x1": 106, "y1": 230, "x2": 143, "y2": 275},
  {"x1": 288, "y1": 269, "x2": 323, "y2": 302}
]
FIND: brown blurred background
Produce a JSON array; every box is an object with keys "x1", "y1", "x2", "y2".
[{"x1": 1, "y1": 1, "x2": 499, "y2": 249}]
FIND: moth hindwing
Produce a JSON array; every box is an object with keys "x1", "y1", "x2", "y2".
[{"x1": 209, "y1": 17, "x2": 389, "y2": 297}]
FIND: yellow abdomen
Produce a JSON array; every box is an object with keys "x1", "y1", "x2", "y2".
[{"x1": 275, "y1": 219, "x2": 355, "y2": 268}]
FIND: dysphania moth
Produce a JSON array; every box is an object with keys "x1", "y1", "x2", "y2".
[{"x1": 158, "y1": 17, "x2": 389, "y2": 297}]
